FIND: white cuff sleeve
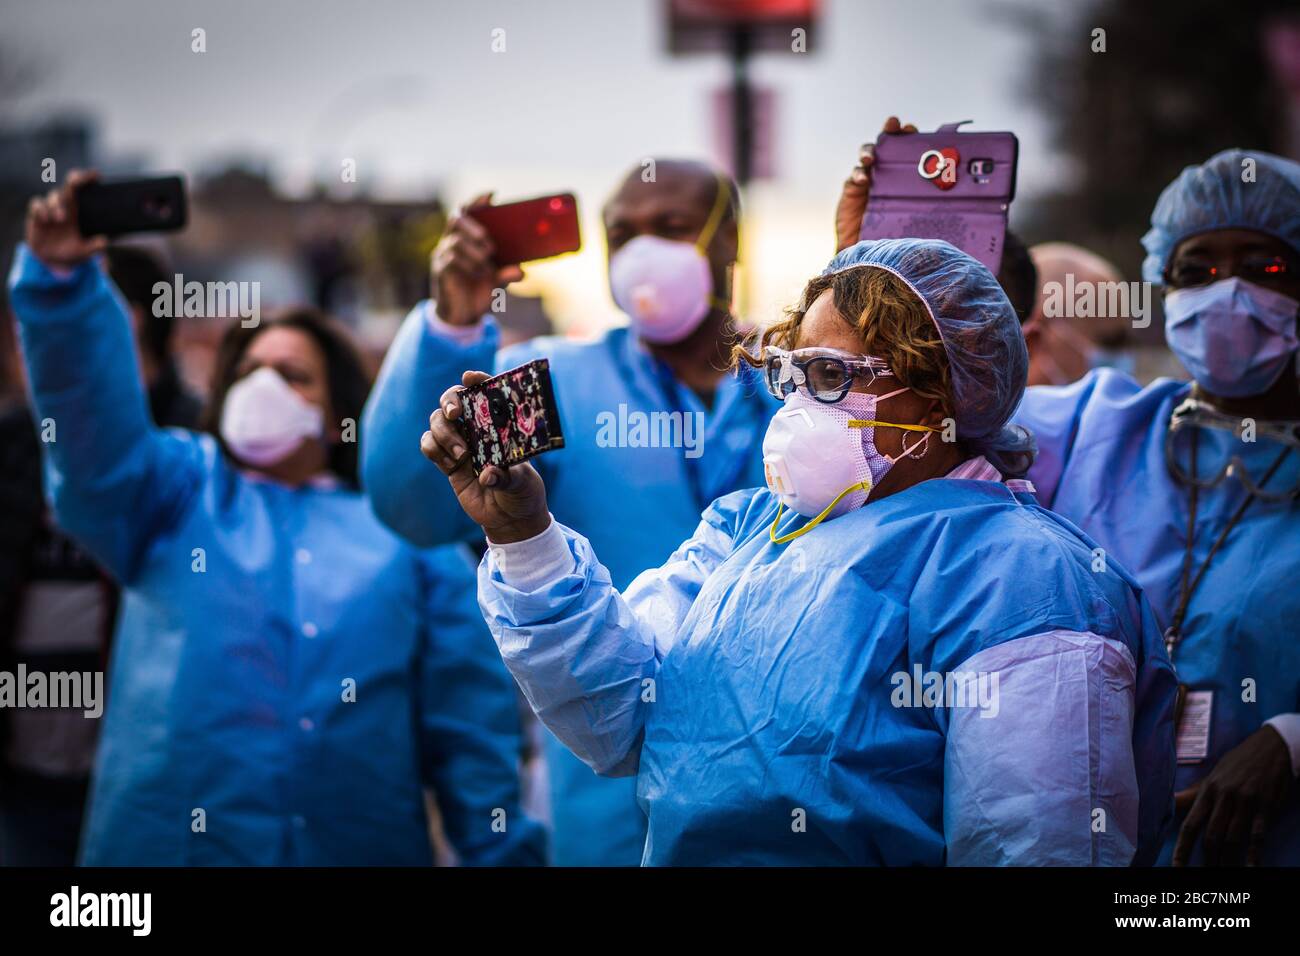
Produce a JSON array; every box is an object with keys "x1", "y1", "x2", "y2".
[
  {"x1": 486, "y1": 517, "x2": 574, "y2": 591},
  {"x1": 424, "y1": 300, "x2": 490, "y2": 345},
  {"x1": 1263, "y1": 714, "x2": 1300, "y2": 777}
]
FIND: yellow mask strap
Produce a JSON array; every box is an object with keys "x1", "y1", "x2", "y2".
[
  {"x1": 693, "y1": 174, "x2": 732, "y2": 256},
  {"x1": 769, "y1": 479, "x2": 871, "y2": 545},
  {"x1": 848, "y1": 419, "x2": 939, "y2": 433},
  {"x1": 695, "y1": 174, "x2": 734, "y2": 316}
]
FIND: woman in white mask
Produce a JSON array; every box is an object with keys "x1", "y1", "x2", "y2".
[
  {"x1": 421, "y1": 236, "x2": 1178, "y2": 866},
  {"x1": 1014, "y1": 149, "x2": 1300, "y2": 866},
  {"x1": 8, "y1": 170, "x2": 544, "y2": 866}
]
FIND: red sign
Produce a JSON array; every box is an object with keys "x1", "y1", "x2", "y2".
[{"x1": 668, "y1": 0, "x2": 820, "y2": 54}]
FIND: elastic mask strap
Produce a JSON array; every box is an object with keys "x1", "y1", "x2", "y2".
[
  {"x1": 694, "y1": 173, "x2": 732, "y2": 256},
  {"x1": 696, "y1": 175, "x2": 734, "y2": 316},
  {"x1": 848, "y1": 419, "x2": 937, "y2": 433},
  {"x1": 847, "y1": 384, "x2": 941, "y2": 435},
  {"x1": 769, "y1": 479, "x2": 871, "y2": 545},
  {"x1": 848, "y1": 416, "x2": 935, "y2": 464}
]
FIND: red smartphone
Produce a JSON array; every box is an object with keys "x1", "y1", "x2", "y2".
[{"x1": 464, "y1": 193, "x2": 581, "y2": 266}]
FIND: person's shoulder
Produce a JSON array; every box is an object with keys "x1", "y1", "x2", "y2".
[
  {"x1": 498, "y1": 327, "x2": 626, "y2": 370},
  {"x1": 167, "y1": 427, "x2": 222, "y2": 462},
  {"x1": 1088, "y1": 367, "x2": 1186, "y2": 405},
  {"x1": 702, "y1": 485, "x2": 776, "y2": 537},
  {"x1": 1020, "y1": 367, "x2": 1185, "y2": 426}
]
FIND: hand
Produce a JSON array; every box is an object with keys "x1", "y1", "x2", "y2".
[
  {"x1": 833, "y1": 116, "x2": 918, "y2": 254},
  {"x1": 1172, "y1": 725, "x2": 1296, "y2": 866},
  {"x1": 430, "y1": 192, "x2": 525, "y2": 326},
  {"x1": 24, "y1": 169, "x2": 108, "y2": 269},
  {"x1": 420, "y1": 370, "x2": 551, "y2": 543}
]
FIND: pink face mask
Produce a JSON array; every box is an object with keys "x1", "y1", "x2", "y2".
[
  {"x1": 608, "y1": 235, "x2": 714, "y2": 344},
  {"x1": 607, "y1": 174, "x2": 733, "y2": 345}
]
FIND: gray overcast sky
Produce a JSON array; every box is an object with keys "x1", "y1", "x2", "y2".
[{"x1": 1, "y1": 0, "x2": 1072, "y2": 325}]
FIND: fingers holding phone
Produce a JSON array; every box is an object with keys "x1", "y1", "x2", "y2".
[
  {"x1": 421, "y1": 368, "x2": 551, "y2": 543},
  {"x1": 25, "y1": 169, "x2": 108, "y2": 269},
  {"x1": 834, "y1": 117, "x2": 918, "y2": 253},
  {"x1": 422, "y1": 372, "x2": 490, "y2": 478},
  {"x1": 431, "y1": 193, "x2": 525, "y2": 327}
]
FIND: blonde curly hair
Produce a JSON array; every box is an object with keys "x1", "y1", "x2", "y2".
[{"x1": 734, "y1": 265, "x2": 955, "y2": 420}]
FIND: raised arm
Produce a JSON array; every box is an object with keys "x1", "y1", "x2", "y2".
[
  {"x1": 416, "y1": 364, "x2": 738, "y2": 776},
  {"x1": 7, "y1": 174, "x2": 205, "y2": 583},
  {"x1": 478, "y1": 505, "x2": 736, "y2": 776},
  {"x1": 360, "y1": 302, "x2": 498, "y2": 546},
  {"x1": 360, "y1": 193, "x2": 523, "y2": 547}
]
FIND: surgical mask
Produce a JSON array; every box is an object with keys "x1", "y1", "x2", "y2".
[
  {"x1": 607, "y1": 175, "x2": 732, "y2": 345},
  {"x1": 762, "y1": 388, "x2": 935, "y2": 544},
  {"x1": 1164, "y1": 277, "x2": 1299, "y2": 397},
  {"x1": 220, "y1": 366, "x2": 325, "y2": 467}
]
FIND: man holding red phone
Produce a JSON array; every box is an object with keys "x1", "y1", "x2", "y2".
[{"x1": 361, "y1": 159, "x2": 780, "y2": 867}]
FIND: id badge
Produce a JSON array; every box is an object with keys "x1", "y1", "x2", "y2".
[{"x1": 1175, "y1": 689, "x2": 1213, "y2": 764}]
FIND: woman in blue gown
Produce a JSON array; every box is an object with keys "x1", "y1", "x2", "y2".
[
  {"x1": 419, "y1": 237, "x2": 1177, "y2": 865},
  {"x1": 8, "y1": 171, "x2": 544, "y2": 865}
]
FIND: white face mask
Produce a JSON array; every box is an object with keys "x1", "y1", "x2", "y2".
[
  {"x1": 606, "y1": 173, "x2": 733, "y2": 345},
  {"x1": 219, "y1": 366, "x2": 325, "y2": 467},
  {"x1": 762, "y1": 388, "x2": 933, "y2": 541},
  {"x1": 608, "y1": 235, "x2": 715, "y2": 344}
]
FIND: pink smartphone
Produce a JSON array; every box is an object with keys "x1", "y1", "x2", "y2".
[{"x1": 858, "y1": 121, "x2": 1019, "y2": 273}]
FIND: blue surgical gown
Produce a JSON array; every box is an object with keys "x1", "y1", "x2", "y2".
[
  {"x1": 361, "y1": 303, "x2": 779, "y2": 865},
  {"x1": 478, "y1": 478, "x2": 1178, "y2": 865},
  {"x1": 1015, "y1": 368, "x2": 1300, "y2": 865},
  {"x1": 8, "y1": 246, "x2": 545, "y2": 866}
]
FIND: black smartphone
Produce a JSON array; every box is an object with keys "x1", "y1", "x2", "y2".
[
  {"x1": 454, "y1": 359, "x2": 565, "y2": 475},
  {"x1": 77, "y1": 176, "x2": 187, "y2": 238}
]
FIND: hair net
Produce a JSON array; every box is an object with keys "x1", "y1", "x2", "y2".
[
  {"x1": 823, "y1": 238, "x2": 1035, "y2": 477},
  {"x1": 1141, "y1": 149, "x2": 1300, "y2": 285}
]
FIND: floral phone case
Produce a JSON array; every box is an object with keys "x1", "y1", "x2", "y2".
[{"x1": 455, "y1": 358, "x2": 565, "y2": 475}]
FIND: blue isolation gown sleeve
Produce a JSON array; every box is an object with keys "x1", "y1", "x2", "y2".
[
  {"x1": 7, "y1": 244, "x2": 205, "y2": 583},
  {"x1": 477, "y1": 506, "x2": 739, "y2": 778},
  {"x1": 360, "y1": 302, "x2": 499, "y2": 547},
  {"x1": 415, "y1": 543, "x2": 547, "y2": 865},
  {"x1": 1013, "y1": 369, "x2": 1143, "y2": 509},
  {"x1": 943, "y1": 631, "x2": 1141, "y2": 866}
]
